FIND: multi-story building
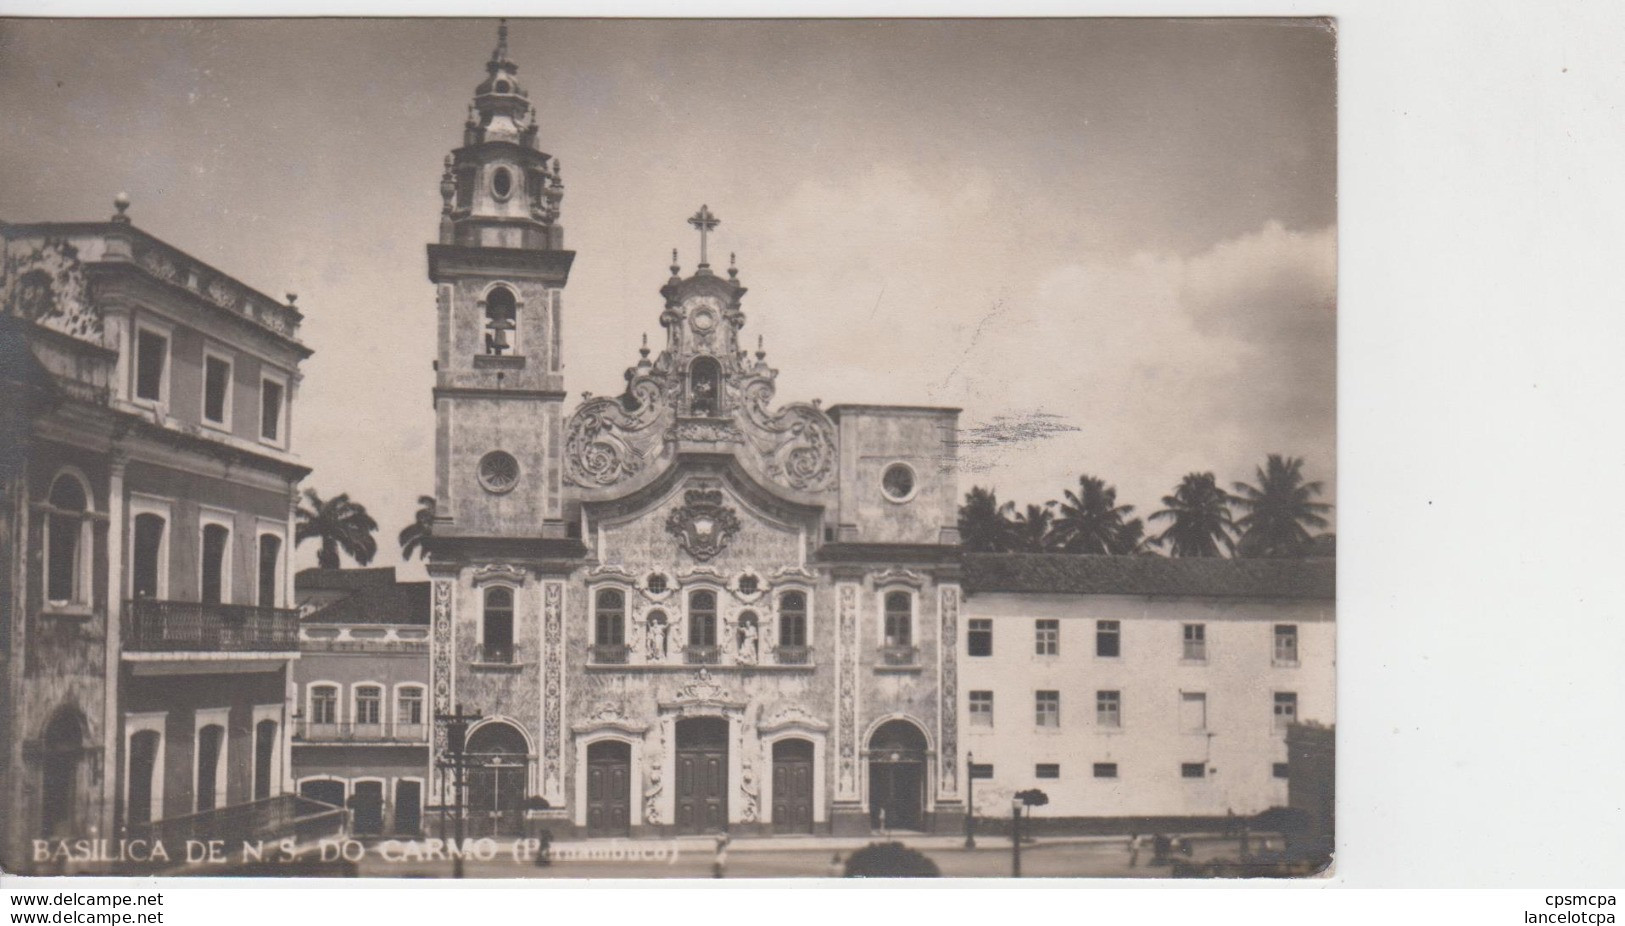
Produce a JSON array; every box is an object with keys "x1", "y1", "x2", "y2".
[
  {"x1": 422, "y1": 27, "x2": 964, "y2": 839},
  {"x1": 1, "y1": 201, "x2": 311, "y2": 870},
  {"x1": 292, "y1": 567, "x2": 432, "y2": 838},
  {"x1": 958, "y1": 554, "x2": 1334, "y2": 826}
]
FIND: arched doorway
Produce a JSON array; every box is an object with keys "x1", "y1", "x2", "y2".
[
  {"x1": 350, "y1": 781, "x2": 385, "y2": 836},
  {"x1": 771, "y1": 738, "x2": 815, "y2": 834},
  {"x1": 585, "y1": 740, "x2": 632, "y2": 837},
  {"x1": 299, "y1": 779, "x2": 345, "y2": 809},
  {"x1": 867, "y1": 719, "x2": 928, "y2": 832},
  {"x1": 465, "y1": 721, "x2": 529, "y2": 837},
  {"x1": 674, "y1": 716, "x2": 728, "y2": 834},
  {"x1": 40, "y1": 709, "x2": 86, "y2": 837},
  {"x1": 127, "y1": 730, "x2": 161, "y2": 826}
]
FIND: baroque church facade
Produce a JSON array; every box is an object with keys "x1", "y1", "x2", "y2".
[{"x1": 424, "y1": 28, "x2": 964, "y2": 837}]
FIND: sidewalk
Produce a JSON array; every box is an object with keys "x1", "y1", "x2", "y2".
[{"x1": 534, "y1": 831, "x2": 1132, "y2": 855}]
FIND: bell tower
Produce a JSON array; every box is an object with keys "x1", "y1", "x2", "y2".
[{"x1": 429, "y1": 20, "x2": 574, "y2": 539}]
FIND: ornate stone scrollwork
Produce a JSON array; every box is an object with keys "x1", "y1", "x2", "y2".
[
  {"x1": 665, "y1": 488, "x2": 742, "y2": 561},
  {"x1": 563, "y1": 376, "x2": 668, "y2": 488},
  {"x1": 735, "y1": 375, "x2": 838, "y2": 493}
]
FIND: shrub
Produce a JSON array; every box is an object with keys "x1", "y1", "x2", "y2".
[{"x1": 842, "y1": 842, "x2": 941, "y2": 878}]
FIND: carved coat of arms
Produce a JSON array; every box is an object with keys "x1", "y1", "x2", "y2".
[{"x1": 665, "y1": 488, "x2": 741, "y2": 561}]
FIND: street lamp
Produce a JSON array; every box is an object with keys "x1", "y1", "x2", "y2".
[
  {"x1": 435, "y1": 703, "x2": 482, "y2": 879},
  {"x1": 964, "y1": 752, "x2": 976, "y2": 849},
  {"x1": 1010, "y1": 796, "x2": 1022, "y2": 877}
]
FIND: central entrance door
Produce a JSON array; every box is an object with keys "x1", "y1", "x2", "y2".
[
  {"x1": 675, "y1": 717, "x2": 728, "y2": 834},
  {"x1": 867, "y1": 720, "x2": 928, "y2": 831},
  {"x1": 351, "y1": 780, "x2": 384, "y2": 836},
  {"x1": 771, "y1": 738, "x2": 815, "y2": 834},
  {"x1": 466, "y1": 722, "x2": 529, "y2": 837},
  {"x1": 586, "y1": 740, "x2": 632, "y2": 836}
]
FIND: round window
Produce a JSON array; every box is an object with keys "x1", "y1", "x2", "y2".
[
  {"x1": 881, "y1": 462, "x2": 916, "y2": 502},
  {"x1": 478, "y1": 450, "x2": 520, "y2": 494},
  {"x1": 494, "y1": 80, "x2": 512, "y2": 94},
  {"x1": 491, "y1": 167, "x2": 513, "y2": 199}
]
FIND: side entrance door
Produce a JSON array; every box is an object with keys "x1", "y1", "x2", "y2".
[
  {"x1": 351, "y1": 780, "x2": 385, "y2": 836},
  {"x1": 772, "y1": 739, "x2": 815, "y2": 834},
  {"x1": 586, "y1": 740, "x2": 632, "y2": 836}
]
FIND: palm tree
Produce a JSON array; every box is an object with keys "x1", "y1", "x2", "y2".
[
  {"x1": 1011, "y1": 502, "x2": 1058, "y2": 553},
  {"x1": 399, "y1": 495, "x2": 436, "y2": 561},
  {"x1": 1053, "y1": 474, "x2": 1141, "y2": 555},
  {"x1": 1231, "y1": 455, "x2": 1332, "y2": 558},
  {"x1": 1149, "y1": 472, "x2": 1235, "y2": 557},
  {"x1": 295, "y1": 488, "x2": 379, "y2": 569},
  {"x1": 958, "y1": 487, "x2": 1017, "y2": 553}
]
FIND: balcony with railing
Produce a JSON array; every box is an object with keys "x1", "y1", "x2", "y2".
[
  {"x1": 774, "y1": 645, "x2": 813, "y2": 666},
  {"x1": 877, "y1": 644, "x2": 921, "y2": 669},
  {"x1": 684, "y1": 644, "x2": 721, "y2": 665},
  {"x1": 123, "y1": 599, "x2": 299, "y2": 654},
  {"x1": 590, "y1": 643, "x2": 632, "y2": 665},
  {"x1": 293, "y1": 720, "x2": 429, "y2": 744}
]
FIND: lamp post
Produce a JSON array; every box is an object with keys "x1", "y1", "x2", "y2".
[
  {"x1": 435, "y1": 704, "x2": 482, "y2": 879},
  {"x1": 964, "y1": 752, "x2": 976, "y2": 849},
  {"x1": 1010, "y1": 796, "x2": 1022, "y2": 878}
]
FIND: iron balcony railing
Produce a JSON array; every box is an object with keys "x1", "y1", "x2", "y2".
[
  {"x1": 878, "y1": 644, "x2": 921, "y2": 667},
  {"x1": 684, "y1": 644, "x2": 721, "y2": 665},
  {"x1": 774, "y1": 645, "x2": 813, "y2": 665},
  {"x1": 294, "y1": 720, "x2": 429, "y2": 743},
  {"x1": 124, "y1": 599, "x2": 300, "y2": 653},
  {"x1": 590, "y1": 643, "x2": 632, "y2": 664}
]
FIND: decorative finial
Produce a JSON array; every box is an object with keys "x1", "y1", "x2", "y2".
[
  {"x1": 687, "y1": 204, "x2": 720, "y2": 270},
  {"x1": 639, "y1": 333, "x2": 651, "y2": 359},
  {"x1": 670, "y1": 249, "x2": 681, "y2": 277},
  {"x1": 755, "y1": 334, "x2": 766, "y2": 362},
  {"x1": 494, "y1": 18, "x2": 509, "y2": 62},
  {"x1": 285, "y1": 293, "x2": 298, "y2": 307},
  {"x1": 111, "y1": 192, "x2": 131, "y2": 224},
  {"x1": 728, "y1": 251, "x2": 739, "y2": 281}
]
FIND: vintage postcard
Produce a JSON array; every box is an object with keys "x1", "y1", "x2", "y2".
[{"x1": 0, "y1": 17, "x2": 1335, "y2": 879}]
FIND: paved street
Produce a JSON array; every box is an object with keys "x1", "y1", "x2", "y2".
[{"x1": 349, "y1": 834, "x2": 1263, "y2": 880}]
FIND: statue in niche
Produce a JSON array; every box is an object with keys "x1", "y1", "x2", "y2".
[
  {"x1": 646, "y1": 611, "x2": 670, "y2": 663},
  {"x1": 736, "y1": 613, "x2": 760, "y2": 665}
]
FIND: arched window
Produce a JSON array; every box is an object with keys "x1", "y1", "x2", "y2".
[
  {"x1": 309, "y1": 684, "x2": 339, "y2": 726},
  {"x1": 778, "y1": 591, "x2": 808, "y2": 650},
  {"x1": 689, "y1": 357, "x2": 721, "y2": 416},
  {"x1": 40, "y1": 709, "x2": 85, "y2": 836},
  {"x1": 484, "y1": 286, "x2": 517, "y2": 356},
  {"x1": 45, "y1": 472, "x2": 91, "y2": 606},
  {"x1": 132, "y1": 513, "x2": 165, "y2": 600},
  {"x1": 257, "y1": 534, "x2": 281, "y2": 607},
  {"x1": 200, "y1": 522, "x2": 230, "y2": 605},
  {"x1": 253, "y1": 720, "x2": 278, "y2": 801},
  {"x1": 483, "y1": 586, "x2": 515, "y2": 663},
  {"x1": 195, "y1": 724, "x2": 224, "y2": 812},
  {"x1": 883, "y1": 591, "x2": 913, "y2": 648},
  {"x1": 594, "y1": 588, "x2": 626, "y2": 647},
  {"x1": 687, "y1": 589, "x2": 718, "y2": 651},
  {"x1": 354, "y1": 684, "x2": 383, "y2": 728}
]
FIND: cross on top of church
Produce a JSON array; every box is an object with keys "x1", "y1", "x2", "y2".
[{"x1": 688, "y1": 205, "x2": 720, "y2": 270}]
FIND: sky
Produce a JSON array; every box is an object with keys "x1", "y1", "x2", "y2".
[{"x1": 0, "y1": 18, "x2": 1336, "y2": 575}]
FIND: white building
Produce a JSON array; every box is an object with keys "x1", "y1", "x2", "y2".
[{"x1": 959, "y1": 554, "x2": 1334, "y2": 825}]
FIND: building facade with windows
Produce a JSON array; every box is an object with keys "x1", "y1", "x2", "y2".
[
  {"x1": 422, "y1": 30, "x2": 964, "y2": 839},
  {"x1": 0, "y1": 205, "x2": 310, "y2": 870},
  {"x1": 292, "y1": 568, "x2": 431, "y2": 839},
  {"x1": 958, "y1": 554, "x2": 1335, "y2": 824}
]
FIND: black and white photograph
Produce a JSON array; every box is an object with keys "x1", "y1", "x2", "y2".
[{"x1": 0, "y1": 10, "x2": 1336, "y2": 886}]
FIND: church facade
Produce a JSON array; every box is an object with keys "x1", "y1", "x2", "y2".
[{"x1": 423, "y1": 30, "x2": 963, "y2": 838}]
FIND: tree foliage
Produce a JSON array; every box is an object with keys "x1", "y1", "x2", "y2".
[
  {"x1": 1149, "y1": 472, "x2": 1236, "y2": 557},
  {"x1": 295, "y1": 488, "x2": 379, "y2": 570},
  {"x1": 398, "y1": 495, "x2": 436, "y2": 561},
  {"x1": 1231, "y1": 455, "x2": 1332, "y2": 558}
]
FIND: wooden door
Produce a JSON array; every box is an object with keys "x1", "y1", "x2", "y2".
[
  {"x1": 586, "y1": 741, "x2": 632, "y2": 836},
  {"x1": 675, "y1": 717, "x2": 728, "y2": 834},
  {"x1": 772, "y1": 739, "x2": 815, "y2": 833},
  {"x1": 351, "y1": 780, "x2": 384, "y2": 836}
]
